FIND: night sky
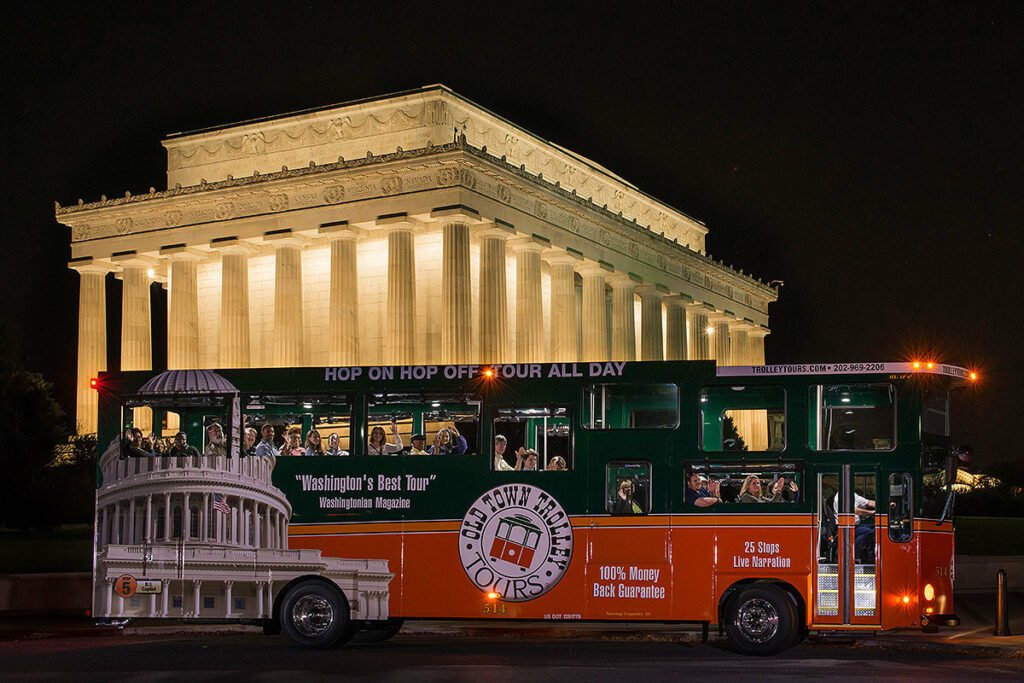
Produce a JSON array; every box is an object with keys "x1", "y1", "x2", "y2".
[{"x1": 1, "y1": 3, "x2": 1020, "y2": 466}]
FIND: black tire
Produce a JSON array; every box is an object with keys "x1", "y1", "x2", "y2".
[
  {"x1": 724, "y1": 583, "x2": 797, "y2": 656},
  {"x1": 280, "y1": 580, "x2": 354, "y2": 649},
  {"x1": 354, "y1": 617, "x2": 404, "y2": 643}
]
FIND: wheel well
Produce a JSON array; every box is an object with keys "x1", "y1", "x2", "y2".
[
  {"x1": 270, "y1": 575, "x2": 347, "y2": 631},
  {"x1": 717, "y1": 578, "x2": 806, "y2": 626}
]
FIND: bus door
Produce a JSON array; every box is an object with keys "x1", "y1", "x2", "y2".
[
  {"x1": 580, "y1": 382, "x2": 677, "y2": 620},
  {"x1": 813, "y1": 464, "x2": 880, "y2": 627}
]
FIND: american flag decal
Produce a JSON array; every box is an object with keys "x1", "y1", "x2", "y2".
[{"x1": 213, "y1": 493, "x2": 230, "y2": 514}]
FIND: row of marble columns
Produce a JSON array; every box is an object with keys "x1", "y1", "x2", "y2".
[
  {"x1": 72, "y1": 218, "x2": 769, "y2": 435},
  {"x1": 104, "y1": 577, "x2": 273, "y2": 618},
  {"x1": 98, "y1": 493, "x2": 288, "y2": 550}
]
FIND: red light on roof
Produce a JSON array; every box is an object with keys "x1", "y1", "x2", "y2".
[{"x1": 483, "y1": 368, "x2": 494, "y2": 378}]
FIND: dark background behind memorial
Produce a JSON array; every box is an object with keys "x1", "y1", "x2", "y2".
[{"x1": 0, "y1": 2, "x2": 1020, "y2": 469}]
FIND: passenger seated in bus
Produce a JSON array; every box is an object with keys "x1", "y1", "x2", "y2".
[
  {"x1": 546, "y1": 456, "x2": 567, "y2": 471},
  {"x1": 613, "y1": 479, "x2": 645, "y2": 514},
  {"x1": 686, "y1": 472, "x2": 721, "y2": 507},
  {"x1": 152, "y1": 435, "x2": 167, "y2": 456},
  {"x1": 280, "y1": 427, "x2": 305, "y2": 456},
  {"x1": 408, "y1": 433, "x2": 429, "y2": 455},
  {"x1": 121, "y1": 428, "x2": 150, "y2": 457},
  {"x1": 254, "y1": 424, "x2": 277, "y2": 458},
  {"x1": 738, "y1": 475, "x2": 798, "y2": 503},
  {"x1": 305, "y1": 429, "x2": 324, "y2": 456},
  {"x1": 429, "y1": 426, "x2": 467, "y2": 455},
  {"x1": 324, "y1": 432, "x2": 349, "y2": 456},
  {"x1": 168, "y1": 431, "x2": 200, "y2": 460},
  {"x1": 493, "y1": 435, "x2": 522, "y2": 471},
  {"x1": 242, "y1": 428, "x2": 257, "y2": 457},
  {"x1": 833, "y1": 491, "x2": 876, "y2": 562},
  {"x1": 204, "y1": 423, "x2": 227, "y2": 458},
  {"x1": 367, "y1": 421, "x2": 403, "y2": 455},
  {"x1": 517, "y1": 449, "x2": 539, "y2": 471}
]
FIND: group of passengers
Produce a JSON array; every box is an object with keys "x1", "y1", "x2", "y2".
[
  {"x1": 492, "y1": 434, "x2": 567, "y2": 471},
  {"x1": 122, "y1": 427, "x2": 202, "y2": 459},
  {"x1": 238, "y1": 420, "x2": 471, "y2": 457},
  {"x1": 685, "y1": 471, "x2": 799, "y2": 506}
]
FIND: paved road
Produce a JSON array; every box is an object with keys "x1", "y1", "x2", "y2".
[{"x1": 2, "y1": 632, "x2": 1022, "y2": 681}]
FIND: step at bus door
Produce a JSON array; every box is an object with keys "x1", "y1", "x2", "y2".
[{"x1": 814, "y1": 465, "x2": 880, "y2": 627}]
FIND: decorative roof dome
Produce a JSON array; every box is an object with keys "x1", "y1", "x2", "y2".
[{"x1": 138, "y1": 369, "x2": 238, "y2": 396}]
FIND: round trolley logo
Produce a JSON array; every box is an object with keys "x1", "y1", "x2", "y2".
[{"x1": 458, "y1": 484, "x2": 573, "y2": 602}]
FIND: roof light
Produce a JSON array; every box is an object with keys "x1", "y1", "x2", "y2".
[
  {"x1": 483, "y1": 368, "x2": 494, "y2": 378},
  {"x1": 912, "y1": 362, "x2": 921, "y2": 369},
  {"x1": 969, "y1": 372, "x2": 978, "y2": 381},
  {"x1": 926, "y1": 362, "x2": 935, "y2": 369},
  {"x1": 89, "y1": 377, "x2": 99, "y2": 389}
]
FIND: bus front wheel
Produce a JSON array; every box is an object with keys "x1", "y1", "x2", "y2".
[
  {"x1": 280, "y1": 580, "x2": 355, "y2": 649},
  {"x1": 724, "y1": 583, "x2": 797, "y2": 656}
]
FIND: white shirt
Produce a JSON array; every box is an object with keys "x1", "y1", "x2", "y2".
[{"x1": 833, "y1": 492, "x2": 872, "y2": 522}]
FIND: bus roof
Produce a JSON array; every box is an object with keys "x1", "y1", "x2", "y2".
[{"x1": 717, "y1": 362, "x2": 974, "y2": 381}]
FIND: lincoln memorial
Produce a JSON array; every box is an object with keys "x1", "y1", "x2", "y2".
[{"x1": 56, "y1": 84, "x2": 777, "y2": 444}]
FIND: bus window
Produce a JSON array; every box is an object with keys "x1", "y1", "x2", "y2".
[
  {"x1": 699, "y1": 385, "x2": 785, "y2": 452},
  {"x1": 888, "y1": 473, "x2": 914, "y2": 542},
  {"x1": 687, "y1": 462, "x2": 802, "y2": 505},
  {"x1": 493, "y1": 406, "x2": 571, "y2": 471},
  {"x1": 922, "y1": 388, "x2": 950, "y2": 436},
  {"x1": 370, "y1": 392, "x2": 480, "y2": 456},
  {"x1": 243, "y1": 395, "x2": 353, "y2": 456},
  {"x1": 809, "y1": 384, "x2": 895, "y2": 451},
  {"x1": 607, "y1": 461, "x2": 651, "y2": 515},
  {"x1": 582, "y1": 384, "x2": 678, "y2": 429}
]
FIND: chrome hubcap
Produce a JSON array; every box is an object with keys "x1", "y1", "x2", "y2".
[
  {"x1": 292, "y1": 594, "x2": 334, "y2": 637},
  {"x1": 736, "y1": 597, "x2": 779, "y2": 644}
]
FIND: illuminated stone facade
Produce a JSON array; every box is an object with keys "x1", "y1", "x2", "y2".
[{"x1": 57, "y1": 85, "x2": 777, "y2": 436}]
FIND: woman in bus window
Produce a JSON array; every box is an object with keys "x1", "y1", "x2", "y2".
[
  {"x1": 368, "y1": 421, "x2": 403, "y2": 455},
  {"x1": 305, "y1": 429, "x2": 325, "y2": 456},
  {"x1": 738, "y1": 475, "x2": 798, "y2": 503},
  {"x1": 324, "y1": 433, "x2": 349, "y2": 456},
  {"x1": 546, "y1": 456, "x2": 567, "y2": 471},
  {"x1": 429, "y1": 426, "x2": 467, "y2": 455},
  {"x1": 280, "y1": 427, "x2": 305, "y2": 456}
]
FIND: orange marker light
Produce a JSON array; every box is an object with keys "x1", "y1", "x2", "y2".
[
  {"x1": 923, "y1": 583, "x2": 935, "y2": 601},
  {"x1": 970, "y1": 372, "x2": 978, "y2": 381},
  {"x1": 902, "y1": 595, "x2": 911, "y2": 604},
  {"x1": 926, "y1": 362, "x2": 935, "y2": 369},
  {"x1": 483, "y1": 368, "x2": 494, "y2": 378},
  {"x1": 925, "y1": 607, "x2": 934, "y2": 614},
  {"x1": 912, "y1": 362, "x2": 921, "y2": 369},
  {"x1": 486, "y1": 591, "x2": 500, "y2": 600}
]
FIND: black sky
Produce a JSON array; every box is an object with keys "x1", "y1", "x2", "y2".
[{"x1": 1, "y1": 2, "x2": 1020, "y2": 466}]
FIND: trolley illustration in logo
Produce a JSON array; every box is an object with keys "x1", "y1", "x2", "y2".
[{"x1": 489, "y1": 514, "x2": 542, "y2": 570}]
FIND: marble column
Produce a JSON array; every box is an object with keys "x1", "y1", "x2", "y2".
[
  {"x1": 663, "y1": 296, "x2": 689, "y2": 361},
  {"x1": 192, "y1": 580, "x2": 202, "y2": 617},
  {"x1": 478, "y1": 226, "x2": 510, "y2": 363},
  {"x1": 323, "y1": 226, "x2": 360, "y2": 366},
  {"x1": 165, "y1": 249, "x2": 202, "y2": 370},
  {"x1": 748, "y1": 326, "x2": 769, "y2": 366},
  {"x1": 263, "y1": 506, "x2": 271, "y2": 547},
  {"x1": 708, "y1": 313, "x2": 732, "y2": 366},
  {"x1": 511, "y1": 238, "x2": 544, "y2": 363},
  {"x1": 144, "y1": 494, "x2": 152, "y2": 543},
  {"x1": 442, "y1": 221, "x2": 472, "y2": 363},
  {"x1": 162, "y1": 492, "x2": 171, "y2": 541},
  {"x1": 252, "y1": 500, "x2": 261, "y2": 548},
  {"x1": 256, "y1": 581, "x2": 265, "y2": 618},
  {"x1": 545, "y1": 253, "x2": 579, "y2": 362},
  {"x1": 115, "y1": 255, "x2": 154, "y2": 434},
  {"x1": 201, "y1": 493, "x2": 210, "y2": 542},
  {"x1": 182, "y1": 493, "x2": 191, "y2": 541},
  {"x1": 608, "y1": 275, "x2": 637, "y2": 362},
  {"x1": 638, "y1": 286, "x2": 666, "y2": 361},
  {"x1": 224, "y1": 581, "x2": 234, "y2": 618},
  {"x1": 686, "y1": 303, "x2": 711, "y2": 361},
  {"x1": 127, "y1": 498, "x2": 136, "y2": 545},
  {"x1": 384, "y1": 222, "x2": 416, "y2": 365},
  {"x1": 269, "y1": 235, "x2": 306, "y2": 367},
  {"x1": 747, "y1": 326, "x2": 771, "y2": 451},
  {"x1": 213, "y1": 240, "x2": 253, "y2": 368},
  {"x1": 579, "y1": 264, "x2": 609, "y2": 362},
  {"x1": 71, "y1": 260, "x2": 109, "y2": 434}
]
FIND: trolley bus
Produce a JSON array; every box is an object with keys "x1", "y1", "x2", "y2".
[{"x1": 91, "y1": 360, "x2": 974, "y2": 654}]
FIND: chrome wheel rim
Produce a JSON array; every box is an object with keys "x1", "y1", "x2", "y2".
[
  {"x1": 736, "y1": 597, "x2": 779, "y2": 644},
  {"x1": 291, "y1": 594, "x2": 334, "y2": 638}
]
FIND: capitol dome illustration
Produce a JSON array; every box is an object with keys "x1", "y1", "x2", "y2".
[{"x1": 93, "y1": 370, "x2": 392, "y2": 622}]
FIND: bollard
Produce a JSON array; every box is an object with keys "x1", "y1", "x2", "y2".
[{"x1": 994, "y1": 568, "x2": 1011, "y2": 636}]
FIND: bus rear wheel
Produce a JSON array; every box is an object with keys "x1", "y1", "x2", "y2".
[
  {"x1": 724, "y1": 583, "x2": 797, "y2": 656},
  {"x1": 280, "y1": 580, "x2": 355, "y2": 649}
]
